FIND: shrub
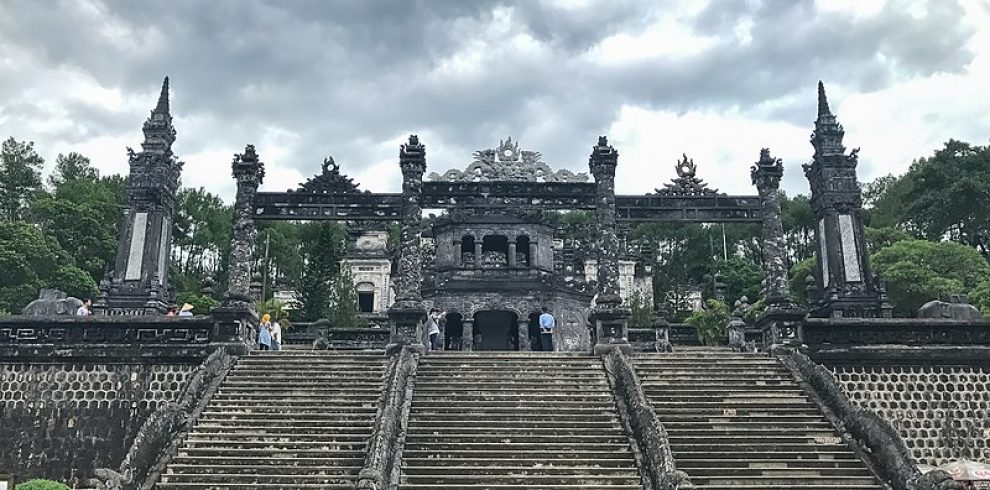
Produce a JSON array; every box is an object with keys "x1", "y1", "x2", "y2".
[
  {"x1": 685, "y1": 299, "x2": 730, "y2": 346},
  {"x1": 16, "y1": 479, "x2": 70, "y2": 490}
]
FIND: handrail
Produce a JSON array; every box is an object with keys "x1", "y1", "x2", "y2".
[
  {"x1": 356, "y1": 346, "x2": 418, "y2": 490},
  {"x1": 782, "y1": 351, "x2": 965, "y2": 490},
  {"x1": 602, "y1": 348, "x2": 692, "y2": 490}
]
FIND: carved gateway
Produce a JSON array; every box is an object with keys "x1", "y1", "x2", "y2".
[{"x1": 429, "y1": 137, "x2": 589, "y2": 183}]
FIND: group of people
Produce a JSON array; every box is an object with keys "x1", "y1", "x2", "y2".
[
  {"x1": 257, "y1": 313, "x2": 283, "y2": 351},
  {"x1": 424, "y1": 306, "x2": 557, "y2": 352}
]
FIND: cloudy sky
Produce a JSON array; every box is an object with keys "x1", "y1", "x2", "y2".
[{"x1": 1, "y1": 0, "x2": 988, "y2": 201}]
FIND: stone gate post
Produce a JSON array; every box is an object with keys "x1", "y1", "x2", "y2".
[
  {"x1": 589, "y1": 136, "x2": 632, "y2": 355},
  {"x1": 388, "y1": 135, "x2": 428, "y2": 354},
  {"x1": 224, "y1": 145, "x2": 265, "y2": 307}
]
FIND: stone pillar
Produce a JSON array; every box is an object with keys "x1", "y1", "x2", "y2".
[
  {"x1": 804, "y1": 82, "x2": 887, "y2": 319},
  {"x1": 224, "y1": 145, "x2": 265, "y2": 307},
  {"x1": 388, "y1": 135, "x2": 428, "y2": 354},
  {"x1": 474, "y1": 238, "x2": 483, "y2": 269},
  {"x1": 751, "y1": 148, "x2": 791, "y2": 306},
  {"x1": 462, "y1": 318, "x2": 474, "y2": 351},
  {"x1": 98, "y1": 77, "x2": 182, "y2": 316},
  {"x1": 529, "y1": 241, "x2": 538, "y2": 269},
  {"x1": 589, "y1": 136, "x2": 631, "y2": 355},
  {"x1": 452, "y1": 237, "x2": 462, "y2": 267},
  {"x1": 508, "y1": 241, "x2": 517, "y2": 267},
  {"x1": 517, "y1": 319, "x2": 531, "y2": 351}
]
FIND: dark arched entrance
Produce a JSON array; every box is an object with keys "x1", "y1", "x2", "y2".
[
  {"x1": 444, "y1": 312, "x2": 464, "y2": 351},
  {"x1": 473, "y1": 311, "x2": 518, "y2": 351},
  {"x1": 527, "y1": 312, "x2": 543, "y2": 351}
]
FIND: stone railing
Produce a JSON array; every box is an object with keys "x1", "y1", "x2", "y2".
[
  {"x1": 802, "y1": 318, "x2": 990, "y2": 347},
  {"x1": 356, "y1": 346, "x2": 419, "y2": 490},
  {"x1": 0, "y1": 311, "x2": 257, "y2": 359},
  {"x1": 781, "y1": 351, "x2": 965, "y2": 490},
  {"x1": 601, "y1": 348, "x2": 692, "y2": 490},
  {"x1": 93, "y1": 347, "x2": 235, "y2": 490}
]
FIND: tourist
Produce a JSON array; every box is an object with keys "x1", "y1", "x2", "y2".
[
  {"x1": 270, "y1": 318, "x2": 282, "y2": 351},
  {"x1": 178, "y1": 303, "x2": 194, "y2": 317},
  {"x1": 539, "y1": 306, "x2": 555, "y2": 351},
  {"x1": 165, "y1": 305, "x2": 178, "y2": 317},
  {"x1": 258, "y1": 314, "x2": 273, "y2": 350},
  {"x1": 76, "y1": 298, "x2": 92, "y2": 317},
  {"x1": 426, "y1": 308, "x2": 446, "y2": 351}
]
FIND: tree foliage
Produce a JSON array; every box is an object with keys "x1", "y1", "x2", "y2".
[
  {"x1": 685, "y1": 299, "x2": 730, "y2": 346},
  {"x1": 327, "y1": 267, "x2": 365, "y2": 328},
  {"x1": 0, "y1": 220, "x2": 96, "y2": 312},
  {"x1": 297, "y1": 222, "x2": 348, "y2": 321},
  {"x1": 16, "y1": 480, "x2": 70, "y2": 490},
  {"x1": 872, "y1": 238, "x2": 990, "y2": 317},
  {"x1": 0, "y1": 137, "x2": 44, "y2": 221}
]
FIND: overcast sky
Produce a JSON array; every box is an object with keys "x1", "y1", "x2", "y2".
[{"x1": 1, "y1": 0, "x2": 988, "y2": 201}]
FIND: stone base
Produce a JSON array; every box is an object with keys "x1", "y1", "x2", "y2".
[
  {"x1": 590, "y1": 305, "x2": 631, "y2": 354},
  {"x1": 388, "y1": 302, "x2": 427, "y2": 352}
]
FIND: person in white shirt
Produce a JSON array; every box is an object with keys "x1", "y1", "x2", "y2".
[
  {"x1": 426, "y1": 308, "x2": 446, "y2": 351},
  {"x1": 270, "y1": 321, "x2": 282, "y2": 351},
  {"x1": 76, "y1": 299, "x2": 92, "y2": 317}
]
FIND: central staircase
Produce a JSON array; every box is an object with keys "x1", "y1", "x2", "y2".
[
  {"x1": 634, "y1": 347, "x2": 883, "y2": 489},
  {"x1": 400, "y1": 352, "x2": 645, "y2": 489},
  {"x1": 157, "y1": 351, "x2": 386, "y2": 489}
]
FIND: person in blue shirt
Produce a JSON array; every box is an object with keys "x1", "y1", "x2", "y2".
[{"x1": 538, "y1": 306, "x2": 555, "y2": 352}]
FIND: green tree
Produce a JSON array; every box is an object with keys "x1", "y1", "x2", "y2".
[
  {"x1": 705, "y1": 256, "x2": 763, "y2": 307},
  {"x1": 0, "y1": 137, "x2": 44, "y2": 220},
  {"x1": 870, "y1": 140, "x2": 990, "y2": 255},
  {"x1": 967, "y1": 279, "x2": 990, "y2": 317},
  {"x1": 327, "y1": 267, "x2": 365, "y2": 328},
  {"x1": 30, "y1": 153, "x2": 124, "y2": 282},
  {"x1": 297, "y1": 222, "x2": 347, "y2": 321},
  {"x1": 0, "y1": 220, "x2": 95, "y2": 312},
  {"x1": 872, "y1": 239, "x2": 990, "y2": 317},
  {"x1": 788, "y1": 257, "x2": 817, "y2": 304},
  {"x1": 685, "y1": 299, "x2": 730, "y2": 346},
  {"x1": 171, "y1": 187, "x2": 232, "y2": 300}
]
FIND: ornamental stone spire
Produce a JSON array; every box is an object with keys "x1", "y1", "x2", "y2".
[
  {"x1": 96, "y1": 77, "x2": 183, "y2": 315},
  {"x1": 803, "y1": 82, "x2": 889, "y2": 318}
]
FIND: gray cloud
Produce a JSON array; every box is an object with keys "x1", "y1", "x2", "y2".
[{"x1": 0, "y1": 0, "x2": 977, "y2": 196}]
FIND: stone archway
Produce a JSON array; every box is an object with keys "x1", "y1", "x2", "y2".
[{"x1": 472, "y1": 310, "x2": 518, "y2": 351}]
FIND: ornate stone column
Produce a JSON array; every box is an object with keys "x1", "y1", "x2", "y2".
[
  {"x1": 224, "y1": 145, "x2": 265, "y2": 307},
  {"x1": 474, "y1": 238, "x2": 483, "y2": 269},
  {"x1": 589, "y1": 136, "x2": 632, "y2": 355},
  {"x1": 517, "y1": 319, "x2": 531, "y2": 351},
  {"x1": 98, "y1": 77, "x2": 182, "y2": 316},
  {"x1": 508, "y1": 241, "x2": 517, "y2": 267},
  {"x1": 462, "y1": 318, "x2": 474, "y2": 351},
  {"x1": 388, "y1": 135, "x2": 428, "y2": 354},
  {"x1": 804, "y1": 82, "x2": 889, "y2": 319},
  {"x1": 752, "y1": 148, "x2": 790, "y2": 306}
]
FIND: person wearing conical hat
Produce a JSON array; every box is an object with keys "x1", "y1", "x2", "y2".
[
  {"x1": 178, "y1": 303, "x2": 194, "y2": 317},
  {"x1": 258, "y1": 314, "x2": 273, "y2": 351}
]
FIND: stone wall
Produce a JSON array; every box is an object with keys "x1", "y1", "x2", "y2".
[
  {"x1": 0, "y1": 362, "x2": 196, "y2": 483},
  {"x1": 830, "y1": 364, "x2": 990, "y2": 466}
]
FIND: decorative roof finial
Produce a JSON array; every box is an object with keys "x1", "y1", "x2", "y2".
[
  {"x1": 155, "y1": 76, "x2": 170, "y2": 115},
  {"x1": 817, "y1": 80, "x2": 831, "y2": 118}
]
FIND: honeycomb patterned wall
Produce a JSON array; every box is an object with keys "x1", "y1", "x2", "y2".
[
  {"x1": 831, "y1": 365, "x2": 990, "y2": 466},
  {"x1": 0, "y1": 362, "x2": 196, "y2": 482},
  {"x1": 0, "y1": 363, "x2": 194, "y2": 408}
]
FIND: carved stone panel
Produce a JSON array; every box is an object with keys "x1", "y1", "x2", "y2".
[
  {"x1": 125, "y1": 212, "x2": 148, "y2": 280},
  {"x1": 839, "y1": 214, "x2": 862, "y2": 282}
]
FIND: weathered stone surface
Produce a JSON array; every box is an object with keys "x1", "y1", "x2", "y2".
[
  {"x1": 804, "y1": 82, "x2": 888, "y2": 319},
  {"x1": 224, "y1": 145, "x2": 265, "y2": 307},
  {"x1": 99, "y1": 77, "x2": 182, "y2": 316},
  {"x1": 21, "y1": 289, "x2": 83, "y2": 316}
]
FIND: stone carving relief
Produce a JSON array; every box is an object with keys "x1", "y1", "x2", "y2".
[
  {"x1": 21, "y1": 289, "x2": 84, "y2": 316},
  {"x1": 655, "y1": 154, "x2": 723, "y2": 196},
  {"x1": 297, "y1": 156, "x2": 362, "y2": 194},
  {"x1": 429, "y1": 137, "x2": 589, "y2": 183}
]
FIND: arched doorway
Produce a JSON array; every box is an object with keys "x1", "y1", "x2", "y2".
[
  {"x1": 528, "y1": 312, "x2": 543, "y2": 350},
  {"x1": 444, "y1": 312, "x2": 464, "y2": 351},
  {"x1": 473, "y1": 311, "x2": 518, "y2": 351}
]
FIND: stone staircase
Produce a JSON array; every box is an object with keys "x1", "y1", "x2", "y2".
[
  {"x1": 400, "y1": 352, "x2": 645, "y2": 489},
  {"x1": 634, "y1": 347, "x2": 884, "y2": 489},
  {"x1": 157, "y1": 351, "x2": 387, "y2": 489}
]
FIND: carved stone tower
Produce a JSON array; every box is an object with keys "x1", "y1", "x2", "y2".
[
  {"x1": 804, "y1": 82, "x2": 888, "y2": 318},
  {"x1": 97, "y1": 77, "x2": 182, "y2": 315}
]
